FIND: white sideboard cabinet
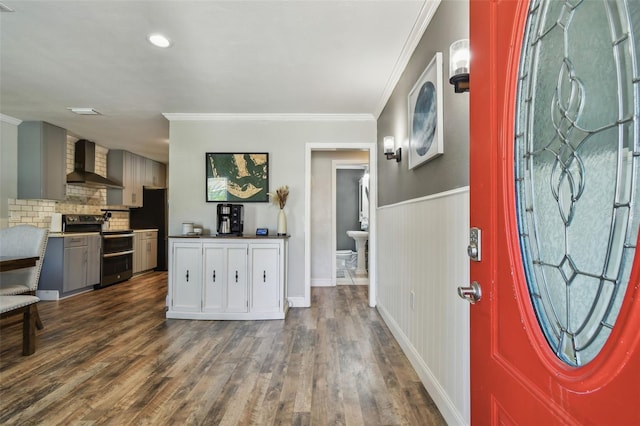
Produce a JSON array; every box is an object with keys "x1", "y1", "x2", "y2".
[{"x1": 167, "y1": 237, "x2": 288, "y2": 320}]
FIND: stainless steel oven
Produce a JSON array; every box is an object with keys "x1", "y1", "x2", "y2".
[
  {"x1": 61, "y1": 214, "x2": 135, "y2": 289},
  {"x1": 100, "y1": 230, "x2": 134, "y2": 288}
]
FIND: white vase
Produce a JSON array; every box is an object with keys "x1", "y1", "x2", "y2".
[{"x1": 277, "y1": 209, "x2": 287, "y2": 235}]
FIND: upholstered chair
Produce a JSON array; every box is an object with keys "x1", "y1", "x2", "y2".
[
  {"x1": 0, "y1": 225, "x2": 49, "y2": 334},
  {"x1": 0, "y1": 225, "x2": 49, "y2": 296}
]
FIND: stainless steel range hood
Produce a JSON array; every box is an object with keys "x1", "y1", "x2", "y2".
[{"x1": 66, "y1": 140, "x2": 123, "y2": 188}]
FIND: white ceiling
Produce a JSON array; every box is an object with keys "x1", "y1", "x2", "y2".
[{"x1": 0, "y1": 1, "x2": 436, "y2": 163}]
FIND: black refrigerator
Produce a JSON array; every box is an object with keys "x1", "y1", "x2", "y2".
[{"x1": 129, "y1": 188, "x2": 168, "y2": 271}]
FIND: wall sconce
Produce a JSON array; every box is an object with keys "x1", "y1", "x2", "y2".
[
  {"x1": 383, "y1": 136, "x2": 401, "y2": 162},
  {"x1": 449, "y1": 39, "x2": 469, "y2": 93}
]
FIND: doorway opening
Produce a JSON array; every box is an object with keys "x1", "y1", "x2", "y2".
[
  {"x1": 333, "y1": 161, "x2": 369, "y2": 286},
  {"x1": 304, "y1": 143, "x2": 377, "y2": 308}
]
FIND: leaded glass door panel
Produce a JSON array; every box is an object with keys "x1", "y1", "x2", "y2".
[{"x1": 469, "y1": 0, "x2": 640, "y2": 423}]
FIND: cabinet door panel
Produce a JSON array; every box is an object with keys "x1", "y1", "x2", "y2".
[
  {"x1": 172, "y1": 244, "x2": 202, "y2": 312},
  {"x1": 133, "y1": 233, "x2": 141, "y2": 273},
  {"x1": 148, "y1": 235, "x2": 158, "y2": 270},
  {"x1": 17, "y1": 121, "x2": 66, "y2": 200},
  {"x1": 86, "y1": 235, "x2": 101, "y2": 286},
  {"x1": 250, "y1": 245, "x2": 280, "y2": 313},
  {"x1": 134, "y1": 154, "x2": 143, "y2": 206},
  {"x1": 63, "y1": 245, "x2": 86, "y2": 292},
  {"x1": 124, "y1": 152, "x2": 135, "y2": 206},
  {"x1": 107, "y1": 150, "x2": 143, "y2": 207},
  {"x1": 144, "y1": 158, "x2": 153, "y2": 187},
  {"x1": 226, "y1": 246, "x2": 248, "y2": 313},
  {"x1": 43, "y1": 123, "x2": 67, "y2": 200},
  {"x1": 144, "y1": 158, "x2": 166, "y2": 187},
  {"x1": 156, "y1": 162, "x2": 166, "y2": 188},
  {"x1": 203, "y1": 245, "x2": 225, "y2": 312}
]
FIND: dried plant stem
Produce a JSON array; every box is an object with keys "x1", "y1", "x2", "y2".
[{"x1": 270, "y1": 185, "x2": 289, "y2": 209}]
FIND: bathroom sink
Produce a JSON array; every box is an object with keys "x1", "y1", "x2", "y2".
[
  {"x1": 347, "y1": 230, "x2": 369, "y2": 275},
  {"x1": 346, "y1": 230, "x2": 369, "y2": 239}
]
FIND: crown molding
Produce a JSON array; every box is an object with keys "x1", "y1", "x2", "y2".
[
  {"x1": 162, "y1": 113, "x2": 375, "y2": 122},
  {"x1": 372, "y1": 0, "x2": 441, "y2": 118},
  {"x1": 0, "y1": 114, "x2": 22, "y2": 126}
]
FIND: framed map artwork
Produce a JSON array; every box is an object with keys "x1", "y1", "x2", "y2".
[{"x1": 205, "y1": 153, "x2": 269, "y2": 202}]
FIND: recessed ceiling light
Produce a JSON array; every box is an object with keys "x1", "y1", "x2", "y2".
[
  {"x1": 148, "y1": 33, "x2": 171, "y2": 48},
  {"x1": 68, "y1": 107, "x2": 101, "y2": 115}
]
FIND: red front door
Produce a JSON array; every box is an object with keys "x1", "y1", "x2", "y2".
[{"x1": 469, "y1": 0, "x2": 640, "y2": 424}]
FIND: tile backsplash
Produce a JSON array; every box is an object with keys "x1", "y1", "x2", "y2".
[{"x1": 8, "y1": 139, "x2": 130, "y2": 230}]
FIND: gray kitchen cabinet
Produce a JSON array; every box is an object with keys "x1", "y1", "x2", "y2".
[
  {"x1": 108, "y1": 151, "x2": 166, "y2": 206},
  {"x1": 63, "y1": 237, "x2": 87, "y2": 292},
  {"x1": 133, "y1": 230, "x2": 157, "y2": 274},
  {"x1": 17, "y1": 121, "x2": 66, "y2": 200},
  {"x1": 143, "y1": 158, "x2": 166, "y2": 188},
  {"x1": 39, "y1": 234, "x2": 102, "y2": 299},
  {"x1": 146, "y1": 231, "x2": 158, "y2": 270},
  {"x1": 133, "y1": 232, "x2": 142, "y2": 273},
  {"x1": 107, "y1": 150, "x2": 143, "y2": 207},
  {"x1": 87, "y1": 234, "x2": 102, "y2": 285}
]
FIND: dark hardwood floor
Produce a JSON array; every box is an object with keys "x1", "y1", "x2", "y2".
[{"x1": 0, "y1": 272, "x2": 445, "y2": 425}]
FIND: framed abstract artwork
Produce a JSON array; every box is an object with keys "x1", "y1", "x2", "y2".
[
  {"x1": 407, "y1": 52, "x2": 444, "y2": 169},
  {"x1": 205, "y1": 152, "x2": 269, "y2": 202}
]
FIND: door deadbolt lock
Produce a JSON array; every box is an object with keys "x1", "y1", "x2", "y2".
[
  {"x1": 468, "y1": 227, "x2": 482, "y2": 261},
  {"x1": 467, "y1": 244, "x2": 478, "y2": 259}
]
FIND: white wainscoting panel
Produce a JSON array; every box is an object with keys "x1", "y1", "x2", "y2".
[{"x1": 376, "y1": 187, "x2": 470, "y2": 425}]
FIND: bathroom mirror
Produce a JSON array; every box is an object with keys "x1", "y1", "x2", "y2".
[{"x1": 359, "y1": 169, "x2": 369, "y2": 230}]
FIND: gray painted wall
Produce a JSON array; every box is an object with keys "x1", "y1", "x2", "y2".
[
  {"x1": 336, "y1": 169, "x2": 362, "y2": 251},
  {"x1": 377, "y1": 0, "x2": 469, "y2": 206}
]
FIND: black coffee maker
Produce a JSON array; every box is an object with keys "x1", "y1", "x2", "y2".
[{"x1": 217, "y1": 204, "x2": 244, "y2": 236}]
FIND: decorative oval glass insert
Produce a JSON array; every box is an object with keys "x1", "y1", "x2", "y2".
[{"x1": 514, "y1": 0, "x2": 639, "y2": 367}]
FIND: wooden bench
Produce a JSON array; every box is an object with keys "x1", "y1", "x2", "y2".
[{"x1": 0, "y1": 295, "x2": 40, "y2": 355}]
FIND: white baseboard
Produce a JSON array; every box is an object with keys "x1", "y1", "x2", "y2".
[
  {"x1": 287, "y1": 296, "x2": 308, "y2": 308},
  {"x1": 36, "y1": 290, "x2": 59, "y2": 300},
  {"x1": 311, "y1": 278, "x2": 334, "y2": 287},
  {"x1": 377, "y1": 303, "x2": 467, "y2": 426}
]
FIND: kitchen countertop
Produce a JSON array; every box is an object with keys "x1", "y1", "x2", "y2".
[
  {"x1": 133, "y1": 229, "x2": 159, "y2": 232},
  {"x1": 170, "y1": 234, "x2": 290, "y2": 239},
  {"x1": 50, "y1": 229, "x2": 143, "y2": 237},
  {"x1": 49, "y1": 232, "x2": 101, "y2": 238}
]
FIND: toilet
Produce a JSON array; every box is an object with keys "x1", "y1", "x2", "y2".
[{"x1": 336, "y1": 250, "x2": 357, "y2": 270}]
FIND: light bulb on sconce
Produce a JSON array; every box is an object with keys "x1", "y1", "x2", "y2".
[
  {"x1": 449, "y1": 39, "x2": 470, "y2": 93},
  {"x1": 384, "y1": 136, "x2": 401, "y2": 162}
]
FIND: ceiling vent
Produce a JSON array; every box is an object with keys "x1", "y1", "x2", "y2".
[{"x1": 68, "y1": 107, "x2": 101, "y2": 115}]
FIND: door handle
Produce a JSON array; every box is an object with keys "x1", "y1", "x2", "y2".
[{"x1": 457, "y1": 281, "x2": 482, "y2": 304}]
